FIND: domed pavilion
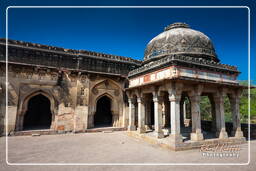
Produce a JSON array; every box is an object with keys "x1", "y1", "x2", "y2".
[{"x1": 126, "y1": 22, "x2": 245, "y2": 150}]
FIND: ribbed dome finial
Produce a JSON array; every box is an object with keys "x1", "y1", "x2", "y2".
[{"x1": 164, "y1": 22, "x2": 190, "y2": 31}]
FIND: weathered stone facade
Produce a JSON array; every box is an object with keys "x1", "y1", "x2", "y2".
[
  {"x1": 0, "y1": 38, "x2": 141, "y2": 134},
  {"x1": 0, "y1": 22, "x2": 247, "y2": 150}
]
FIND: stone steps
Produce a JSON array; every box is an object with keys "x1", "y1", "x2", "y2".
[
  {"x1": 84, "y1": 127, "x2": 126, "y2": 133},
  {"x1": 14, "y1": 129, "x2": 56, "y2": 136},
  {"x1": 13, "y1": 127, "x2": 126, "y2": 136}
]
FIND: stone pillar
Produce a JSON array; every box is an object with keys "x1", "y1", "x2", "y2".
[
  {"x1": 137, "y1": 97, "x2": 146, "y2": 133},
  {"x1": 153, "y1": 93, "x2": 164, "y2": 138},
  {"x1": 128, "y1": 98, "x2": 136, "y2": 131},
  {"x1": 183, "y1": 102, "x2": 186, "y2": 121},
  {"x1": 168, "y1": 88, "x2": 183, "y2": 143},
  {"x1": 189, "y1": 94, "x2": 204, "y2": 141},
  {"x1": 15, "y1": 114, "x2": 24, "y2": 131},
  {"x1": 214, "y1": 93, "x2": 228, "y2": 139},
  {"x1": 229, "y1": 92, "x2": 244, "y2": 138}
]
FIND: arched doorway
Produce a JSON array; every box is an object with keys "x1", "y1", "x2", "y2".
[
  {"x1": 23, "y1": 94, "x2": 52, "y2": 130},
  {"x1": 94, "y1": 96, "x2": 113, "y2": 127}
]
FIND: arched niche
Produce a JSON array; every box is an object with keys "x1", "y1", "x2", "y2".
[
  {"x1": 94, "y1": 94, "x2": 113, "y2": 127},
  {"x1": 16, "y1": 90, "x2": 56, "y2": 131},
  {"x1": 88, "y1": 79, "x2": 124, "y2": 128}
]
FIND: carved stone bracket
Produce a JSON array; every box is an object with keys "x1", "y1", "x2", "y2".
[{"x1": 168, "y1": 82, "x2": 183, "y2": 102}]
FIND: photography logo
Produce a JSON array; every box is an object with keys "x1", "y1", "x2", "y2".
[{"x1": 200, "y1": 143, "x2": 241, "y2": 158}]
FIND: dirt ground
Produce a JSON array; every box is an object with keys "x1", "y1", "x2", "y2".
[{"x1": 0, "y1": 131, "x2": 255, "y2": 171}]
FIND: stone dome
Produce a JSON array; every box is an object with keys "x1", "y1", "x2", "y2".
[{"x1": 144, "y1": 22, "x2": 219, "y2": 63}]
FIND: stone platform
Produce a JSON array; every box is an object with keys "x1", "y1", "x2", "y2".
[{"x1": 127, "y1": 131, "x2": 246, "y2": 151}]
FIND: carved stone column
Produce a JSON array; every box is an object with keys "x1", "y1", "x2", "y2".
[
  {"x1": 137, "y1": 96, "x2": 146, "y2": 133},
  {"x1": 128, "y1": 98, "x2": 136, "y2": 131},
  {"x1": 189, "y1": 94, "x2": 204, "y2": 141},
  {"x1": 213, "y1": 90, "x2": 228, "y2": 139},
  {"x1": 153, "y1": 92, "x2": 164, "y2": 138},
  {"x1": 229, "y1": 91, "x2": 244, "y2": 138},
  {"x1": 168, "y1": 83, "x2": 183, "y2": 143}
]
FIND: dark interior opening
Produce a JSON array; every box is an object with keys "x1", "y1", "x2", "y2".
[
  {"x1": 150, "y1": 100, "x2": 155, "y2": 125},
  {"x1": 94, "y1": 96, "x2": 112, "y2": 127},
  {"x1": 23, "y1": 94, "x2": 52, "y2": 130}
]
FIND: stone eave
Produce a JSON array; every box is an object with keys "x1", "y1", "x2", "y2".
[
  {"x1": 0, "y1": 60, "x2": 128, "y2": 78},
  {"x1": 128, "y1": 54, "x2": 239, "y2": 78},
  {"x1": 143, "y1": 51, "x2": 219, "y2": 64},
  {"x1": 0, "y1": 39, "x2": 142, "y2": 65},
  {"x1": 126, "y1": 76, "x2": 241, "y2": 90}
]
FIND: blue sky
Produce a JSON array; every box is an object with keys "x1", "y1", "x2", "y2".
[{"x1": 0, "y1": 0, "x2": 255, "y2": 82}]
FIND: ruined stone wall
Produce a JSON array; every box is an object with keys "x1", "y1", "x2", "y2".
[
  {"x1": 0, "y1": 63, "x2": 74, "y2": 133},
  {"x1": 0, "y1": 67, "x2": 5, "y2": 135},
  {"x1": 0, "y1": 63, "x2": 128, "y2": 134}
]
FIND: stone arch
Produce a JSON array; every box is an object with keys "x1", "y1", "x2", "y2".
[
  {"x1": 88, "y1": 78, "x2": 125, "y2": 128},
  {"x1": 90, "y1": 79, "x2": 122, "y2": 113},
  {"x1": 180, "y1": 92, "x2": 191, "y2": 128},
  {"x1": 91, "y1": 79, "x2": 123, "y2": 93},
  {"x1": 16, "y1": 90, "x2": 56, "y2": 131},
  {"x1": 94, "y1": 93, "x2": 115, "y2": 110},
  {"x1": 199, "y1": 93, "x2": 217, "y2": 139},
  {"x1": 94, "y1": 93, "x2": 113, "y2": 127}
]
